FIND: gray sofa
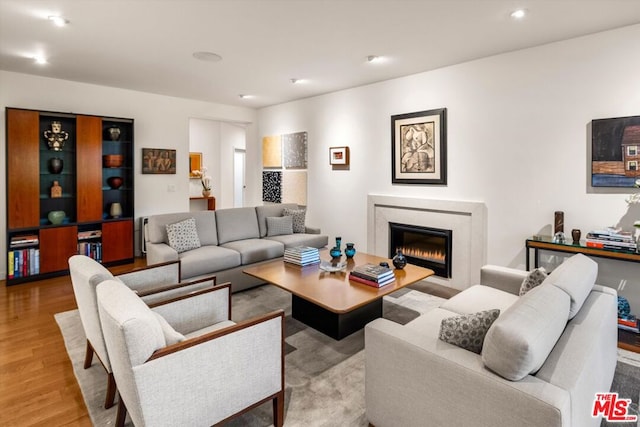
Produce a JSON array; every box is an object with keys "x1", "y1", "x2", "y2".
[
  {"x1": 145, "y1": 204, "x2": 328, "y2": 292},
  {"x1": 365, "y1": 253, "x2": 618, "y2": 427}
]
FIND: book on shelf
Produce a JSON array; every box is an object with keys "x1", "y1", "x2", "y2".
[
  {"x1": 349, "y1": 273, "x2": 395, "y2": 288},
  {"x1": 10, "y1": 234, "x2": 39, "y2": 248},
  {"x1": 585, "y1": 241, "x2": 637, "y2": 252},
  {"x1": 351, "y1": 263, "x2": 394, "y2": 281},
  {"x1": 619, "y1": 317, "x2": 637, "y2": 327},
  {"x1": 78, "y1": 230, "x2": 102, "y2": 240}
]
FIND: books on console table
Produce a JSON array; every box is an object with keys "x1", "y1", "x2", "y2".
[
  {"x1": 618, "y1": 317, "x2": 639, "y2": 333},
  {"x1": 349, "y1": 272, "x2": 395, "y2": 288}
]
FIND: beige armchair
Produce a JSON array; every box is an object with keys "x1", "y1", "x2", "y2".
[
  {"x1": 96, "y1": 279, "x2": 285, "y2": 427},
  {"x1": 68, "y1": 255, "x2": 215, "y2": 409}
]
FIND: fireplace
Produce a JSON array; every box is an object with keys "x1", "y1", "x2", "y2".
[{"x1": 389, "y1": 222, "x2": 452, "y2": 278}]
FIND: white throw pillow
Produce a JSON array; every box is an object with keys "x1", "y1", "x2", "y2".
[
  {"x1": 166, "y1": 218, "x2": 201, "y2": 253},
  {"x1": 267, "y1": 216, "x2": 294, "y2": 236}
]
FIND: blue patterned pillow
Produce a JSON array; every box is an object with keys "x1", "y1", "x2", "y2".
[
  {"x1": 439, "y1": 309, "x2": 500, "y2": 354},
  {"x1": 166, "y1": 218, "x2": 201, "y2": 253}
]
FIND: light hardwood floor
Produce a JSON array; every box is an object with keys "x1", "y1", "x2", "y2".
[{"x1": 0, "y1": 258, "x2": 146, "y2": 427}]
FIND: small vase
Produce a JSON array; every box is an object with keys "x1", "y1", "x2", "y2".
[
  {"x1": 108, "y1": 126, "x2": 121, "y2": 141},
  {"x1": 329, "y1": 247, "x2": 342, "y2": 258},
  {"x1": 107, "y1": 176, "x2": 123, "y2": 189},
  {"x1": 48, "y1": 157, "x2": 63, "y2": 174},
  {"x1": 335, "y1": 236, "x2": 342, "y2": 250},
  {"x1": 392, "y1": 249, "x2": 407, "y2": 269},
  {"x1": 202, "y1": 189, "x2": 211, "y2": 197},
  {"x1": 110, "y1": 202, "x2": 123, "y2": 218},
  {"x1": 47, "y1": 210, "x2": 65, "y2": 225},
  {"x1": 571, "y1": 229, "x2": 581, "y2": 244},
  {"x1": 345, "y1": 243, "x2": 356, "y2": 258}
]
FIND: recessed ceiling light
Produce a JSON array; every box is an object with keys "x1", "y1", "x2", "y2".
[
  {"x1": 290, "y1": 78, "x2": 305, "y2": 84},
  {"x1": 239, "y1": 94, "x2": 253, "y2": 99},
  {"x1": 33, "y1": 55, "x2": 47, "y2": 65},
  {"x1": 367, "y1": 55, "x2": 382, "y2": 63},
  {"x1": 48, "y1": 15, "x2": 69, "y2": 27},
  {"x1": 510, "y1": 9, "x2": 527, "y2": 19},
  {"x1": 192, "y1": 51, "x2": 222, "y2": 62}
]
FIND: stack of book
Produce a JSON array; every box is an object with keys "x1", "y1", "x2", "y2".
[
  {"x1": 618, "y1": 317, "x2": 639, "y2": 334},
  {"x1": 585, "y1": 228, "x2": 637, "y2": 252},
  {"x1": 349, "y1": 263, "x2": 395, "y2": 288},
  {"x1": 284, "y1": 246, "x2": 320, "y2": 266}
]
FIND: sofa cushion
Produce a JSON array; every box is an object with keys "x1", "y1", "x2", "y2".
[
  {"x1": 166, "y1": 218, "x2": 201, "y2": 253},
  {"x1": 541, "y1": 253, "x2": 597, "y2": 319},
  {"x1": 519, "y1": 267, "x2": 547, "y2": 296},
  {"x1": 178, "y1": 245, "x2": 241, "y2": 279},
  {"x1": 152, "y1": 311, "x2": 185, "y2": 345},
  {"x1": 221, "y1": 238, "x2": 285, "y2": 264},
  {"x1": 215, "y1": 207, "x2": 260, "y2": 244},
  {"x1": 441, "y1": 285, "x2": 518, "y2": 315},
  {"x1": 482, "y1": 284, "x2": 571, "y2": 381},
  {"x1": 147, "y1": 211, "x2": 218, "y2": 246},
  {"x1": 283, "y1": 207, "x2": 306, "y2": 233},
  {"x1": 264, "y1": 233, "x2": 328, "y2": 249},
  {"x1": 255, "y1": 203, "x2": 299, "y2": 237},
  {"x1": 439, "y1": 309, "x2": 500, "y2": 354},
  {"x1": 266, "y1": 216, "x2": 293, "y2": 236}
]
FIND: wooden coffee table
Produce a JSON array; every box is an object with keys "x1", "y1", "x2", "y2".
[{"x1": 243, "y1": 249, "x2": 434, "y2": 339}]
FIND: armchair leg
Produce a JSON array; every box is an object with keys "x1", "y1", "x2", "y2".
[
  {"x1": 104, "y1": 373, "x2": 116, "y2": 409},
  {"x1": 273, "y1": 390, "x2": 285, "y2": 427},
  {"x1": 83, "y1": 340, "x2": 94, "y2": 369},
  {"x1": 115, "y1": 397, "x2": 127, "y2": 427}
]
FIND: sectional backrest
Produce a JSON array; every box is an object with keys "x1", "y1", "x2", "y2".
[
  {"x1": 255, "y1": 203, "x2": 299, "y2": 237},
  {"x1": 215, "y1": 207, "x2": 260, "y2": 244},
  {"x1": 147, "y1": 211, "x2": 218, "y2": 246}
]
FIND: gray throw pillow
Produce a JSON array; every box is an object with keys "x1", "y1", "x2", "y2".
[
  {"x1": 439, "y1": 309, "x2": 500, "y2": 354},
  {"x1": 519, "y1": 267, "x2": 547, "y2": 296},
  {"x1": 166, "y1": 218, "x2": 201, "y2": 253},
  {"x1": 283, "y1": 208, "x2": 306, "y2": 233},
  {"x1": 267, "y1": 215, "x2": 294, "y2": 236}
]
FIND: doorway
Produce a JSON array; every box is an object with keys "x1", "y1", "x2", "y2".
[{"x1": 234, "y1": 148, "x2": 246, "y2": 207}]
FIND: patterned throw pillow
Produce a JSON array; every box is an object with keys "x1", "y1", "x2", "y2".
[
  {"x1": 283, "y1": 208, "x2": 306, "y2": 233},
  {"x1": 519, "y1": 267, "x2": 547, "y2": 296},
  {"x1": 266, "y1": 216, "x2": 294, "y2": 236},
  {"x1": 166, "y1": 218, "x2": 201, "y2": 253},
  {"x1": 439, "y1": 309, "x2": 500, "y2": 354}
]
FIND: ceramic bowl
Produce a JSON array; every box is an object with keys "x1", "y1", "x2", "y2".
[
  {"x1": 48, "y1": 210, "x2": 65, "y2": 225},
  {"x1": 103, "y1": 154, "x2": 124, "y2": 168},
  {"x1": 107, "y1": 176, "x2": 123, "y2": 189}
]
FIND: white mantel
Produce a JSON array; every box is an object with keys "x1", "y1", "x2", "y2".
[{"x1": 367, "y1": 194, "x2": 487, "y2": 291}]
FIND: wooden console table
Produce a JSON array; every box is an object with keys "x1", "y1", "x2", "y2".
[
  {"x1": 189, "y1": 196, "x2": 216, "y2": 210},
  {"x1": 526, "y1": 235, "x2": 640, "y2": 270}
]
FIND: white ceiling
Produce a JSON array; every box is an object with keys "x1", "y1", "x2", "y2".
[{"x1": 1, "y1": 0, "x2": 640, "y2": 109}]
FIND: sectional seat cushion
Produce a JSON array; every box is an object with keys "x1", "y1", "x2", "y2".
[
  {"x1": 255, "y1": 203, "x2": 299, "y2": 237},
  {"x1": 482, "y1": 284, "x2": 571, "y2": 381},
  {"x1": 221, "y1": 238, "x2": 285, "y2": 265},
  {"x1": 215, "y1": 207, "x2": 261, "y2": 244},
  {"x1": 541, "y1": 253, "x2": 597, "y2": 319},
  {"x1": 147, "y1": 211, "x2": 218, "y2": 246},
  {"x1": 264, "y1": 233, "x2": 329, "y2": 249},
  {"x1": 177, "y1": 245, "x2": 241, "y2": 279},
  {"x1": 441, "y1": 285, "x2": 518, "y2": 315},
  {"x1": 266, "y1": 216, "x2": 294, "y2": 236}
]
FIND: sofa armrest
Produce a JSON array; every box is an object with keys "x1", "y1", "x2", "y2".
[
  {"x1": 365, "y1": 318, "x2": 570, "y2": 427},
  {"x1": 480, "y1": 265, "x2": 528, "y2": 295},
  {"x1": 149, "y1": 283, "x2": 231, "y2": 335},
  {"x1": 116, "y1": 260, "x2": 180, "y2": 293},
  {"x1": 138, "y1": 276, "x2": 217, "y2": 305},
  {"x1": 146, "y1": 242, "x2": 179, "y2": 266},
  {"x1": 304, "y1": 226, "x2": 321, "y2": 234}
]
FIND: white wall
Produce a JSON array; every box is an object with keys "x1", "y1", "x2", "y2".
[
  {"x1": 0, "y1": 70, "x2": 258, "y2": 271},
  {"x1": 188, "y1": 118, "x2": 221, "y2": 205},
  {"x1": 257, "y1": 25, "x2": 640, "y2": 305}
]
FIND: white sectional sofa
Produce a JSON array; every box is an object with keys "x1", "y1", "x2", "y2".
[
  {"x1": 365, "y1": 253, "x2": 618, "y2": 427},
  {"x1": 145, "y1": 203, "x2": 328, "y2": 292}
]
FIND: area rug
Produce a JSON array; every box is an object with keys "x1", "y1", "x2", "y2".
[{"x1": 55, "y1": 286, "x2": 640, "y2": 426}]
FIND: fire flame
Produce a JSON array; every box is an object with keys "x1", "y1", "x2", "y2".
[{"x1": 399, "y1": 246, "x2": 446, "y2": 264}]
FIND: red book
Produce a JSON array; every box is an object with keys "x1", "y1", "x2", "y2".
[{"x1": 349, "y1": 273, "x2": 394, "y2": 288}]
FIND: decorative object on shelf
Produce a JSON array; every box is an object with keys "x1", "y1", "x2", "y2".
[
  {"x1": 329, "y1": 146, "x2": 350, "y2": 166},
  {"x1": 554, "y1": 211, "x2": 564, "y2": 234},
  {"x1": 110, "y1": 202, "x2": 123, "y2": 218},
  {"x1": 107, "y1": 176, "x2": 123, "y2": 189},
  {"x1": 47, "y1": 210, "x2": 65, "y2": 225},
  {"x1": 345, "y1": 243, "x2": 356, "y2": 258},
  {"x1": 43, "y1": 121, "x2": 69, "y2": 151},
  {"x1": 391, "y1": 108, "x2": 447, "y2": 185},
  {"x1": 392, "y1": 249, "x2": 407, "y2": 269},
  {"x1": 571, "y1": 229, "x2": 581, "y2": 244},
  {"x1": 48, "y1": 157, "x2": 63, "y2": 174},
  {"x1": 107, "y1": 125, "x2": 121, "y2": 141},
  {"x1": 189, "y1": 152, "x2": 203, "y2": 178},
  {"x1": 626, "y1": 178, "x2": 640, "y2": 204},
  {"x1": 50, "y1": 180, "x2": 62, "y2": 198},
  {"x1": 552, "y1": 232, "x2": 566, "y2": 243},
  {"x1": 329, "y1": 236, "x2": 342, "y2": 258},
  {"x1": 103, "y1": 154, "x2": 124, "y2": 168},
  {"x1": 142, "y1": 148, "x2": 176, "y2": 174},
  {"x1": 618, "y1": 296, "x2": 632, "y2": 319},
  {"x1": 319, "y1": 259, "x2": 347, "y2": 272}
]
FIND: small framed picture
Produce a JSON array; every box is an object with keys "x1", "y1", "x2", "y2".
[
  {"x1": 142, "y1": 148, "x2": 177, "y2": 174},
  {"x1": 329, "y1": 146, "x2": 350, "y2": 165},
  {"x1": 189, "y1": 152, "x2": 202, "y2": 178}
]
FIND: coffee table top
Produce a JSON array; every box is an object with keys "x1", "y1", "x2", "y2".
[{"x1": 243, "y1": 249, "x2": 434, "y2": 314}]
